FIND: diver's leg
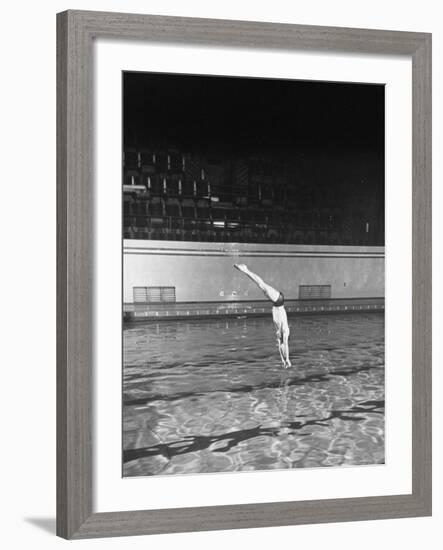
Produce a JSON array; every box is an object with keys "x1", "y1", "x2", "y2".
[{"x1": 234, "y1": 264, "x2": 280, "y2": 302}]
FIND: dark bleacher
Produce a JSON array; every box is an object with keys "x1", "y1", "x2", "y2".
[{"x1": 122, "y1": 148, "x2": 384, "y2": 245}]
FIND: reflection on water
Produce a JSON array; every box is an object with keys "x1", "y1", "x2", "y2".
[{"x1": 123, "y1": 313, "x2": 385, "y2": 476}]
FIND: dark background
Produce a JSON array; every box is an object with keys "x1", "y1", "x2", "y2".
[
  {"x1": 124, "y1": 72, "x2": 384, "y2": 157},
  {"x1": 123, "y1": 72, "x2": 385, "y2": 245}
]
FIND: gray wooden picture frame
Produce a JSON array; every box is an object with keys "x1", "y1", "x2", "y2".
[{"x1": 57, "y1": 9, "x2": 432, "y2": 539}]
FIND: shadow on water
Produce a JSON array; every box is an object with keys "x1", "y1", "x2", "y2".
[
  {"x1": 123, "y1": 313, "x2": 385, "y2": 474},
  {"x1": 123, "y1": 399, "x2": 384, "y2": 464},
  {"x1": 123, "y1": 361, "x2": 378, "y2": 407}
]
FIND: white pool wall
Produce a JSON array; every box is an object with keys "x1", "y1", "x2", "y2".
[{"x1": 123, "y1": 240, "x2": 384, "y2": 304}]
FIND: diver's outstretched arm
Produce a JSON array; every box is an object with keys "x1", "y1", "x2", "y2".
[
  {"x1": 276, "y1": 331, "x2": 291, "y2": 368},
  {"x1": 282, "y1": 331, "x2": 291, "y2": 367},
  {"x1": 277, "y1": 340, "x2": 286, "y2": 366},
  {"x1": 234, "y1": 264, "x2": 280, "y2": 303}
]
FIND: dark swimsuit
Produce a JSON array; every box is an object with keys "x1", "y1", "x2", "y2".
[{"x1": 272, "y1": 292, "x2": 285, "y2": 307}]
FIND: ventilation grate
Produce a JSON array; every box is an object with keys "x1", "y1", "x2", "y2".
[
  {"x1": 299, "y1": 284, "x2": 331, "y2": 300},
  {"x1": 133, "y1": 286, "x2": 176, "y2": 303}
]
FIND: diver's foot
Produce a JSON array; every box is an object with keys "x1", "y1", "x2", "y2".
[
  {"x1": 234, "y1": 263, "x2": 248, "y2": 273},
  {"x1": 285, "y1": 360, "x2": 292, "y2": 368}
]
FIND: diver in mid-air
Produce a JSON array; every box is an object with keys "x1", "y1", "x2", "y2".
[{"x1": 234, "y1": 264, "x2": 291, "y2": 368}]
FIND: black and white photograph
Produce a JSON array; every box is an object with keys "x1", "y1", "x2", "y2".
[{"x1": 122, "y1": 71, "x2": 385, "y2": 477}]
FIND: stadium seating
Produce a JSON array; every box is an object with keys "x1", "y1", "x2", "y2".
[{"x1": 122, "y1": 147, "x2": 382, "y2": 245}]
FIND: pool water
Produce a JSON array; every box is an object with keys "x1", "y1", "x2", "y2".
[{"x1": 123, "y1": 313, "x2": 385, "y2": 476}]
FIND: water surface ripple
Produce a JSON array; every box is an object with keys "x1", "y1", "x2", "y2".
[{"x1": 123, "y1": 313, "x2": 385, "y2": 476}]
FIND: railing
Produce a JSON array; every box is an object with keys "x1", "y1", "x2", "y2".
[{"x1": 122, "y1": 213, "x2": 376, "y2": 245}]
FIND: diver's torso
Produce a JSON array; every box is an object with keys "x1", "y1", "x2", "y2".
[{"x1": 272, "y1": 305, "x2": 289, "y2": 334}]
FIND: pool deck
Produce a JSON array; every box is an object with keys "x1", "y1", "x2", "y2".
[{"x1": 124, "y1": 297, "x2": 384, "y2": 323}]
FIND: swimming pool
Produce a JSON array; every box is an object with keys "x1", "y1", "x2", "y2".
[{"x1": 123, "y1": 312, "x2": 384, "y2": 476}]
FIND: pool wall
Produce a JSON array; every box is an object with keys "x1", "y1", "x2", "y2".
[{"x1": 124, "y1": 240, "x2": 384, "y2": 320}]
